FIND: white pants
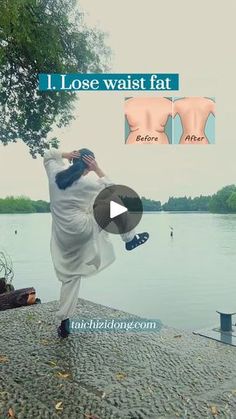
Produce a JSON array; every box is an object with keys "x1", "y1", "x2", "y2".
[
  {"x1": 56, "y1": 229, "x2": 135, "y2": 324},
  {"x1": 120, "y1": 228, "x2": 136, "y2": 243}
]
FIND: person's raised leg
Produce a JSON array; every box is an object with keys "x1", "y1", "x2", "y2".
[
  {"x1": 94, "y1": 196, "x2": 149, "y2": 251},
  {"x1": 113, "y1": 210, "x2": 150, "y2": 251},
  {"x1": 121, "y1": 228, "x2": 149, "y2": 251}
]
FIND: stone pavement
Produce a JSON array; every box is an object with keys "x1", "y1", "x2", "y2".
[{"x1": 1, "y1": 299, "x2": 236, "y2": 418}]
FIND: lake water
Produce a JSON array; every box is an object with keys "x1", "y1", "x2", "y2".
[{"x1": 1, "y1": 213, "x2": 236, "y2": 330}]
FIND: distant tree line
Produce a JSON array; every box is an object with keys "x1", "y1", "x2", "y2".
[
  {"x1": 162, "y1": 195, "x2": 211, "y2": 212},
  {"x1": 143, "y1": 185, "x2": 236, "y2": 212},
  {"x1": 161, "y1": 185, "x2": 236, "y2": 213},
  {"x1": 0, "y1": 185, "x2": 236, "y2": 214},
  {"x1": 141, "y1": 197, "x2": 162, "y2": 212},
  {"x1": 0, "y1": 196, "x2": 50, "y2": 213}
]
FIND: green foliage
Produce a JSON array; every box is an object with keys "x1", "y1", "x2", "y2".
[
  {"x1": 209, "y1": 185, "x2": 236, "y2": 213},
  {"x1": 0, "y1": 0, "x2": 110, "y2": 157},
  {"x1": 227, "y1": 192, "x2": 236, "y2": 212},
  {"x1": 31, "y1": 199, "x2": 50, "y2": 212},
  {"x1": 162, "y1": 195, "x2": 211, "y2": 212},
  {"x1": 142, "y1": 197, "x2": 162, "y2": 212},
  {"x1": 0, "y1": 196, "x2": 50, "y2": 213}
]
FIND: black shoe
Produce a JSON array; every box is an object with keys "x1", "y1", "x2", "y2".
[
  {"x1": 125, "y1": 232, "x2": 149, "y2": 251},
  {"x1": 35, "y1": 298, "x2": 41, "y2": 304},
  {"x1": 57, "y1": 318, "x2": 70, "y2": 338}
]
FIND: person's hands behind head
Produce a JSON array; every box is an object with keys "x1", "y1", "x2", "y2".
[
  {"x1": 62, "y1": 150, "x2": 80, "y2": 162},
  {"x1": 82, "y1": 155, "x2": 105, "y2": 178},
  {"x1": 82, "y1": 155, "x2": 99, "y2": 172}
]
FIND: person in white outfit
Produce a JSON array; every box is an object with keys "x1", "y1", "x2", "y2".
[{"x1": 43, "y1": 147, "x2": 149, "y2": 337}]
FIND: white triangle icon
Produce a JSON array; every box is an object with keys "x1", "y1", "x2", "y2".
[{"x1": 110, "y1": 200, "x2": 128, "y2": 219}]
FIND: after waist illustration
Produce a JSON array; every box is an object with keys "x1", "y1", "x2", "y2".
[{"x1": 173, "y1": 97, "x2": 215, "y2": 145}]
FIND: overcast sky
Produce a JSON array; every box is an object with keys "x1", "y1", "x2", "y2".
[{"x1": 0, "y1": 0, "x2": 236, "y2": 203}]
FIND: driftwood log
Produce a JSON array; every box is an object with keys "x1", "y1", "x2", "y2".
[{"x1": 0, "y1": 287, "x2": 36, "y2": 311}]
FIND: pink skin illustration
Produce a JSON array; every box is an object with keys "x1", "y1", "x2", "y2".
[
  {"x1": 125, "y1": 97, "x2": 172, "y2": 144},
  {"x1": 173, "y1": 97, "x2": 215, "y2": 145}
]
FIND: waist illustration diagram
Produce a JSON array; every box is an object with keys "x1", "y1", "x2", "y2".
[{"x1": 124, "y1": 97, "x2": 215, "y2": 145}]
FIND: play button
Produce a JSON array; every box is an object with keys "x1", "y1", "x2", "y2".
[
  {"x1": 93, "y1": 184, "x2": 143, "y2": 235},
  {"x1": 110, "y1": 201, "x2": 127, "y2": 219}
]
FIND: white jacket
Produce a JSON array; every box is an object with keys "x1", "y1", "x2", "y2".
[{"x1": 43, "y1": 148, "x2": 115, "y2": 282}]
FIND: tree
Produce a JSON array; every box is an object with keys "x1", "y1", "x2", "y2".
[
  {"x1": 141, "y1": 197, "x2": 162, "y2": 212},
  {"x1": 0, "y1": 195, "x2": 36, "y2": 213},
  {"x1": 162, "y1": 195, "x2": 211, "y2": 211},
  {"x1": 32, "y1": 199, "x2": 50, "y2": 212},
  {"x1": 0, "y1": 0, "x2": 110, "y2": 157},
  {"x1": 209, "y1": 185, "x2": 236, "y2": 213},
  {"x1": 162, "y1": 196, "x2": 191, "y2": 211},
  {"x1": 189, "y1": 195, "x2": 211, "y2": 211},
  {"x1": 226, "y1": 191, "x2": 236, "y2": 212}
]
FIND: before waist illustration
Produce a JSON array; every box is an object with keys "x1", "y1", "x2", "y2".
[
  {"x1": 173, "y1": 97, "x2": 215, "y2": 145},
  {"x1": 125, "y1": 97, "x2": 173, "y2": 145}
]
